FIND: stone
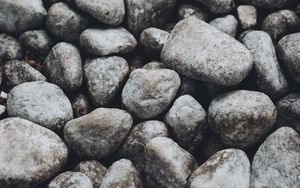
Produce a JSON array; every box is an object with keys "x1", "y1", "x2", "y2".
[
  {"x1": 165, "y1": 95, "x2": 207, "y2": 153},
  {"x1": 48, "y1": 171, "x2": 93, "y2": 188},
  {"x1": 84, "y1": 56, "x2": 129, "y2": 107},
  {"x1": 100, "y1": 159, "x2": 142, "y2": 188},
  {"x1": 79, "y1": 27, "x2": 137, "y2": 56},
  {"x1": 161, "y1": 17, "x2": 253, "y2": 86},
  {"x1": 64, "y1": 108, "x2": 132, "y2": 159},
  {"x1": 71, "y1": 94, "x2": 91, "y2": 118},
  {"x1": 44, "y1": 42, "x2": 82, "y2": 91},
  {"x1": 140, "y1": 28, "x2": 170, "y2": 54},
  {"x1": 144, "y1": 137, "x2": 198, "y2": 188},
  {"x1": 251, "y1": 127, "x2": 300, "y2": 188},
  {"x1": 122, "y1": 68, "x2": 181, "y2": 119},
  {"x1": 0, "y1": 0, "x2": 47, "y2": 33},
  {"x1": 142, "y1": 61, "x2": 165, "y2": 70},
  {"x1": 194, "y1": 0, "x2": 235, "y2": 14},
  {"x1": 0, "y1": 105, "x2": 5, "y2": 116},
  {"x1": 237, "y1": 5, "x2": 257, "y2": 30},
  {"x1": 209, "y1": 15, "x2": 238, "y2": 37},
  {"x1": 0, "y1": 34, "x2": 23, "y2": 62},
  {"x1": 239, "y1": 0, "x2": 294, "y2": 9},
  {"x1": 187, "y1": 149, "x2": 250, "y2": 188},
  {"x1": 3, "y1": 60, "x2": 47, "y2": 87},
  {"x1": 208, "y1": 90, "x2": 277, "y2": 148},
  {"x1": 7, "y1": 81, "x2": 73, "y2": 130},
  {"x1": 178, "y1": 4, "x2": 210, "y2": 22},
  {"x1": 0, "y1": 117, "x2": 68, "y2": 188}
]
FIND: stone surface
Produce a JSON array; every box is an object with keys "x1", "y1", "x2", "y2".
[
  {"x1": 71, "y1": 94, "x2": 91, "y2": 118},
  {"x1": 0, "y1": 34, "x2": 23, "y2": 62},
  {"x1": 178, "y1": 4, "x2": 210, "y2": 22},
  {"x1": 237, "y1": 5, "x2": 257, "y2": 30},
  {"x1": 140, "y1": 28, "x2": 170, "y2": 54},
  {"x1": 0, "y1": 117, "x2": 68, "y2": 188},
  {"x1": 0, "y1": 105, "x2": 5, "y2": 116},
  {"x1": 64, "y1": 108, "x2": 132, "y2": 159},
  {"x1": 122, "y1": 68, "x2": 181, "y2": 119},
  {"x1": 239, "y1": 0, "x2": 294, "y2": 9},
  {"x1": 161, "y1": 17, "x2": 253, "y2": 86},
  {"x1": 84, "y1": 56, "x2": 129, "y2": 107},
  {"x1": 48, "y1": 171, "x2": 93, "y2": 188},
  {"x1": 7, "y1": 81, "x2": 73, "y2": 130},
  {"x1": 209, "y1": 15, "x2": 238, "y2": 37},
  {"x1": 142, "y1": 61, "x2": 165, "y2": 70},
  {"x1": 194, "y1": 0, "x2": 235, "y2": 14}
]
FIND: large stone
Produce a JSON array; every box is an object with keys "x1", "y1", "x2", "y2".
[
  {"x1": 209, "y1": 15, "x2": 238, "y2": 37},
  {"x1": 0, "y1": 34, "x2": 23, "y2": 62},
  {"x1": 194, "y1": 0, "x2": 235, "y2": 14},
  {"x1": 48, "y1": 171, "x2": 93, "y2": 188}
]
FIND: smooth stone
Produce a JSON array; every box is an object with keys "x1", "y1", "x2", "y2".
[
  {"x1": 237, "y1": 5, "x2": 257, "y2": 30},
  {"x1": 48, "y1": 171, "x2": 93, "y2": 188},
  {"x1": 209, "y1": 15, "x2": 238, "y2": 37},
  {"x1": 0, "y1": 34, "x2": 23, "y2": 62},
  {"x1": 140, "y1": 27, "x2": 170, "y2": 54}
]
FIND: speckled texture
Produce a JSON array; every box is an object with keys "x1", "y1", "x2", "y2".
[
  {"x1": 0, "y1": 34, "x2": 23, "y2": 62},
  {"x1": 0, "y1": 117, "x2": 68, "y2": 188},
  {"x1": 237, "y1": 5, "x2": 257, "y2": 30},
  {"x1": 178, "y1": 4, "x2": 210, "y2": 22},
  {"x1": 209, "y1": 15, "x2": 238, "y2": 37},
  {"x1": 47, "y1": 171, "x2": 93, "y2": 188},
  {"x1": 194, "y1": 0, "x2": 235, "y2": 14},
  {"x1": 71, "y1": 94, "x2": 91, "y2": 118},
  {"x1": 140, "y1": 27, "x2": 170, "y2": 54},
  {"x1": 239, "y1": 0, "x2": 294, "y2": 9}
]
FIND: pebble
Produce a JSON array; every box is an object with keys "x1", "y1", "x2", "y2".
[
  {"x1": 71, "y1": 94, "x2": 91, "y2": 118},
  {"x1": 142, "y1": 61, "x2": 165, "y2": 70},
  {"x1": 178, "y1": 4, "x2": 210, "y2": 22},
  {"x1": 0, "y1": 34, "x2": 23, "y2": 62},
  {"x1": 194, "y1": 0, "x2": 235, "y2": 14},
  {"x1": 240, "y1": 0, "x2": 294, "y2": 9},
  {"x1": 140, "y1": 28, "x2": 170, "y2": 55},
  {"x1": 209, "y1": 15, "x2": 238, "y2": 37},
  {"x1": 237, "y1": 5, "x2": 257, "y2": 30},
  {"x1": 48, "y1": 171, "x2": 93, "y2": 188}
]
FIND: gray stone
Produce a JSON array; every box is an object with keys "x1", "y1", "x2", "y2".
[
  {"x1": 48, "y1": 171, "x2": 93, "y2": 188},
  {"x1": 188, "y1": 149, "x2": 250, "y2": 188},
  {"x1": 239, "y1": 0, "x2": 294, "y2": 9},
  {"x1": 140, "y1": 28, "x2": 170, "y2": 54},
  {"x1": 142, "y1": 61, "x2": 165, "y2": 70},
  {"x1": 178, "y1": 4, "x2": 210, "y2": 22},
  {"x1": 79, "y1": 28, "x2": 137, "y2": 56},
  {"x1": 0, "y1": 34, "x2": 23, "y2": 62},
  {"x1": 208, "y1": 90, "x2": 277, "y2": 148},
  {"x1": 7, "y1": 81, "x2": 73, "y2": 130},
  {"x1": 194, "y1": 0, "x2": 235, "y2": 14},
  {"x1": 237, "y1": 5, "x2": 257, "y2": 30},
  {"x1": 84, "y1": 56, "x2": 129, "y2": 107},
  {"x1": 161, "y1": 17, "x2": 253, "y2": 86},
  {"x1": 0, "y1": 105, "x2": 5, "y2": 116},
  {"x1": 144, "y1": 137, "x2": 198, "y2": 188},
  {"x1": 0, "y1": 0, "x2": 47, "y2": 33},
  {"x1": 122, "y1": 68, "x2": 181, "y2": 119},
  {"x1": 71, "y1": 94, "x2": 91, "y2": 118},
  {"x1": 209, "y1": 15, "x2": 238, "y2": 37},
  {"x1": 251, "y1": 127, "x2": 300, "y2": 188},
  {"x1": 4, "y1": 60, "x2": 47, "y2": 87},
  {"x1": 44, "y1": 42, "x2": 82, "y2": 91},
  {"x1": 64, "y1": 108, "x2": 132, "y2": 159},
  {"x1": 100, "y1": 159, "x2": 142, "y2": 188},
  {"x1": 0, "y1": 117, "x2": 68, "y2": 188}
]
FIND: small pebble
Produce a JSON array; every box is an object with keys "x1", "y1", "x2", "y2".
[
  {"x1": 178, "y1": 4, "x2": 210, "y2": 22},
  {"x1": 140, "y1": 28, "x2": 170, "y2": 55},
  {"x1": 237, "y1": 5, "x2": 257, "y2": 30},
  {"x1": 0, "y1": 34, "x2": 23, "y2": 62},
  {"x1": 209, "y1": 15, "x2": 238, "y2": 37},
  {"x1": 71, "y1": 94, "x2": 91, "y2": 118}
]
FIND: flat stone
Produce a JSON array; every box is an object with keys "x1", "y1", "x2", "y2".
[
  {"x1": 194, "y1": 0, "x2": 235, "y2": 14},
  {"x1": 237, "y1": 5, "x2": 257, "y2": 30},
  {"x1": 209, "y1": 15, "x2": 238, "y2": 37},
  {"x1": 0, "y1": 34, "x2": 23, "y2": 62},
  {"x1": 48, "y1": 171, "x2": 93, "y2": 188}
]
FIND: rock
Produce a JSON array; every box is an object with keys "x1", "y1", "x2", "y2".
[
  {"x1": 64, "y1": 108, "x2": 132, "y2": 159},
  {"x1": 0, "y1": 34, "x2": 23, "y2": 62},
  {"x1": 19, "y1": 30, "x2": 54, "y2": 55},
  {"x1": 44, "y1": 42, "x2": 82, "y2": 91},
  {"x1": 0, "y1": 105, "x2": 5, "y2": 117},
  {"x1": 100, "y1": 159, "x2": 142, "y2": 188},
  {"x1": 122, "y1": 68, "x2": 181, "y2": 119},
  {"x1": 74, "y1": 160, "x2": 107, "y2": 188},
  {"x1": 118, "y1": 120, "x2": 169, "y2": 172},
  {"x1": 240, "y1": 31, "x2": 289, "y2": 99},
  {"x1": 144, "y1": 137, "x2": 198, "y2": 188},
  {"x1": 125, "y1": 0, "x2": 177, "y2": 33},
  {"x1": 3, "y1": 60, "x2": 47, "y2": 87},
  {"x1": 208, "y1": 90, "x2": 277, "y2": 148},
  {"x1": 0, "y1": 0, "x2": 47, "y2": 33},
  {"x1": 277, "y1": 33, "x2": 300, "y2": 85},
  {"x1": 140, "y1": 28, "x2": 170, "y2": 54},
  {"x1": 71, "y1": 94, "x2": 91, "y2": 118},
  {"x1": 161, "y1": 17, "x2": 253, "y2": 86},
  {"x1": 142, "y1": 61, "x2": 165, "y2": 70},
  {"x1": 237, "y1": 5, "x2": 257, "y2": 30},
  {"x1": 7, "y1": 81, "x2": 73, "y2": 130},
  {"x1": 0, "y1": 117, "x2": 68, "y2": 188},
  {"x1": 209, "y1": 15, "x2": 238, "y2": 37},
  {"x1": 178, "y1": 4, "x2": 210, "y2": 22},
  {"x1": 187, "y1": 149, "x2": 250, "y2": 188},
  {"x1": 165, "y1": 95, "x2": 207, "y2": 153},
  {"x1": 194, "y1": 0, "x2": 235, "y2": 14},
  {"x1": 48, "y1": 171, "x2": 93, "y2": 188},
  {"x1": 74, "y1": 0, "x2": 125, "y2": 25},
  {"x1": 239, "y1": 0, "x2": 294, "y2": 9},
  {"x1": 251, "y1": 127, "x2": 300, "y2": 188},
  {"x1": 84, "y1": 56, "x2": 129, "y2": 107},
  {"x1": 79, "y1": 27, "x2": 137, "y2": 56}
]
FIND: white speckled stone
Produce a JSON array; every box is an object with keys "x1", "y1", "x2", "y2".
[
  {"x1": 209, "y1": 15, "x2": 238, "y2": 37},
  {"x1": 237, "y1": 5, "x2": 257, "y2": 29},
  {"x1": 48, "y1": 171, "x2": 93, "y2": 188}
]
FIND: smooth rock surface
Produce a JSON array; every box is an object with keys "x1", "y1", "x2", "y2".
[
  {"x1": 178, "y1": 4, "x2": 210, "y2": 22},
  {"x1": 48, "y1": 171, "x2": 93, "y2": 188},
  {"x1": 194, "y1": 0, "x2": 235, "y2": 14},
  {"x1": 209, "y1": 15, "x2": 238, "y2": 37},
  {"x1": 0, "y1": 34, "x2": 23, "y2": 62},
  {"x1": 237, "y1": 5, "x2": 257, "y2": 30},
  {"x1": 140, "y1": 28, "x2": 170, "y2": 54}
]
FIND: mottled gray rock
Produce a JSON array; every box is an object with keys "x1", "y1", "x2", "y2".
[
  {"x1": 0, "y1": 0, "x2": 47, "y2": 33},
  {"x1": 46, "y1": 2, "x2": 89, "y2": 42},
  {"x1": 165, "y1": 95, "x2": 207, "y2": 153},
  {"x1": 0, "y1": 117, "x2": 68, "y2": 188},
  {"x1": 140, "y1": 28, "x2": 170, "y2": 54},
  {"x1": 71, "y1": 94, "x2": 91, "y2": 118},
  {"x1": 44, "y1": 42, "x2": 82, "y2": 91},
  {"x1": 209, "y1": 15, "x2": 238, "y2": 37},
  {"x1": 142, "y1": 61, "x2": 165, "y2": 70},
  {"x1": 144, "y1": 137, "x2": 198, "y2": 188},
  {"x1": 237, "y1": 5, "x2": 257, "y2": 30},
  {"x1": 161, "y1": 17, "x2": 253, "y2": 86},
  {"x1": 74, "y1": 161, "x2": 107, "y2": 188},
  {"x1": 188, "y1": 149, "x2": 250, "y2": 188},
  {"x1": 0, "y1": 34, "x2": 23, "y2": 62},
  {"x1": 178, "y1": 4, "x2": 210, "y2": 22},
  {"x1": 122, "y1": 68, "x2": 181, "y2": 119},
  {"x1": 4, "y1": 60, "x2": 46, "y2": 87},
  {"x1": 125, "y1": 0, "x2": 177, "y2": 33},
  {"x1": 74, "y1": 0, "x2": 125, "y2": 25},
  {"x1": 84, "y1": 56, "x2": 129, "y2": 107},
  {"x1": 100, "y1": 159, "x2": 142, "y2": 188},
  {"x1": 251, "y1": 127, "x2": 300, "y2": 188},
  {"x1": 241, "y1": 31, "x2": 288, "y2": 99},
  {"x1": 118, "y1": 120, "x2": 169, "y2": 172},
  {"x1": 79, "y1": 28, "x2": 137, "y2": 56},
  {"x1": 7, "y1": 81, "x2": 73, "y2": 130},
  {"x1": 194, "y1": 0, "x2": 235, "y2": 14},
  {"x1": 240, "y1": 0, "x2": 294, "y2": 9},
  {"x1": 208, "y1": 90, "x2": 277, "y2": 148},
  {"x1": 48, "y1": 171, "x2": 93, "y2": 188},
  {"x1": 64, "y1": 108, "x2": 132, "y2": 159}
]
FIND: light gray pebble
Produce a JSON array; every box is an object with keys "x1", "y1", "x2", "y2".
[
  {"x1": 140, "y1": 27, "x2": 170, "y2": 54},
  {"x1": 0, "y1": 34, "x2": 23, "y2": 62},
  {"x1": 71, "y1": 94, "x2": 91, "y2": 118},
  {"x1": 240, "y1": 0, "x2": 294, "y2": 9},
  {"x1": 237, "y1": 5, "x2": 257, "y2": 30},
  {"x1": 209, "y1": 15, "x2": 238, "y2": 37},
  {"x1": 48, "y1": 171, "x2": 93, "y2": 188},
  {"x1": 194, "y1": 0, "x2": 235, "y2": 14},
  {"x1": 142, "y1": 61, "x2": 165, "y2": 70},
  {"x1": 178, "y1": 4, "x2": 210, "y2": 22}
]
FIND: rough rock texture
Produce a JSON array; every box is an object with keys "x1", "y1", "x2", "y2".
[
  {"x1": 240, "y1": 0, "x2": 294, "y2": 9},
  {"x1": 7, "y1": 81, "x2": 73, "y2": 130},
  {"x1": 0, "y1": 34, "x2": 23, "y2": 62},
  {"x1": 178, "y1": 4, "x2": 210, "y2": 22},
  {"x1": 194, "y1": 0, "x2": 235, "y2": 14},
  {"x1": 80, "y1": 28, "x2": 137, "y2": 56},
  {"x1": 251, "y1": 127, "x2": 300, "y2": 188},
  {"x1": 100, "y1": 159, "x2": 142, "y2": 188},
  {"x1": 140, "y1": 28, "x2": 170, "y2": 54},
  {"x1": 48, "y1": 171, "x2": 93, "y2": 188},
  {"x1": 208, "y1": 90, "x2": 277, "y2": 148},
  {"x1": 187, "y1": 149, "x2": 250, "y2": 188},
  {"x1": 64, "y1": 108, "x2": 132, "y2": 159},
  {"x1": 122, "y1": 68, "x2": 181, "y2": 119},
  {"x1": 0, "y1": 117, "x2": 68, "y2": 188},
  {"x1": 161, "y1": 17, "x2": 253, "y2": 86},
  {"x1": 237, "y1": 5, "x2": 257, "y2": 30},
  {"x1": 209, "y1": 15, "x2": 238, "y2": 37},
  {"x1": 84, "y1": 57, "x2": 129, "y2": 107},
  {"x1": 71, "y1": 94, "x2": 91, "y2": 118}
]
